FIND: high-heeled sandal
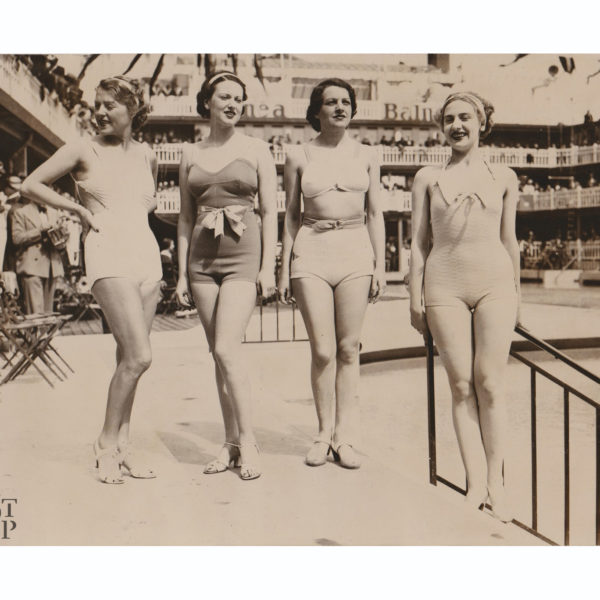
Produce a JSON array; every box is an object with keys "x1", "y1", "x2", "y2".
[
  {"x1": 203, "y1": 442, "x2": 240, "y2": 474},
  {"x1": 331, "y1": 441, "x2": 361, "y2": 469},
  {"x1": 238, "y1": 444, "x2": 261, "y2": 481},
  {"x1": 305, "y1": 440, "x2": 332, "y2": 467},
  {"x1": 93, "y1": 439, "x2": 124, "y2": 484},
  {"x1": 118, "y1": 442, "x2": 157, "y2": 479},
  {"x1": 464, "y1": 487, "x2": 488, "y2": 511},
  {"x1": 488, "y1": 487, "x2": 513, "y2": 523}
]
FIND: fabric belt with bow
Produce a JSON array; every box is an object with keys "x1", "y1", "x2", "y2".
[
  {"x1": 303, "y1": 216, "x2": 365, "y2": 232},
  {"x1": 198, "y1": 205, "x2": 250, "y2": 238}
]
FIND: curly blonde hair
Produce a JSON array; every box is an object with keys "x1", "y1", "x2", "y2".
[{"x1": 96, "y1": 76, "x2": 149, "y2": 131}]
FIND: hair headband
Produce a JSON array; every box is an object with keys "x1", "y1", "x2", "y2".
[
  {"x1": 207, "y1": 71, "x2": 244, "y2": 87},
  {"x1": 100, "y1": 77, "x2": 143, "y2": 107},
  {"x1": 443, "y1": 92, "x2": 486, "y2": 120}
]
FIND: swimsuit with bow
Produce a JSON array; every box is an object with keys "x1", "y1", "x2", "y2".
[
  {"x1": 424, "y1": 159, "x2": 517, "y2": 309},
  {"x1": 185, "y1": 148, "x2": 261, "y2": 285}
]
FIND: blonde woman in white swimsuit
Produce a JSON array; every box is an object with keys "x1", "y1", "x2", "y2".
[
  {"x1": 279, "y1": 78, "x2": 386, "y2": 469},
  {"x1": 22, "y1": 76, "x2": 162, "y2": 484},
  {"x1": 409, "y1": 92, "x2": 521, "y2": 521}
]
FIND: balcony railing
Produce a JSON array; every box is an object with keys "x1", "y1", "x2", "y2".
[
  {"x1": 157, "y1": 184, "x2": 600, "y2": 220},
  {"x1": 519, "y1": 187, "x2": 600, "y2": 211},
  {"x1": 153, "y1": 142, "x2": 600, "y2": 170},
  {"x1": 0, "y1": 55, "x2": 83, "y2": 144},
  {"x1": 155, "y1": 188, "x2": 412, "y2": 215}
]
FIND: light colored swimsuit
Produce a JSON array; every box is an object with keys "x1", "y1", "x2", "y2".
[
  {"x1": 73, "y1": 140, "x2": 161, "y2": 287},
  {"x1": 185, "y1": 143, "x2": 260, "y2": 285},
  {"x1": 424, "y1": 160, "x2": 517, "y2": 309},
  {"x1": 290, "y1": 143, "x2": 374, "y2": 287}
]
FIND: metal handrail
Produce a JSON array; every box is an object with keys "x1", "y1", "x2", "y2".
[
  {"x1": 514, "y1": 324, "x2": 600, "y2": 386},
  {"x1": 426, "y1": 325, "x2": 600, "y2": 546}
]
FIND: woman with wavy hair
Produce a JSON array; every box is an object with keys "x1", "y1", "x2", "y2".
[
  {"x1": 176, "y1": 72, "x2": 277, "y2": 480},
  {"x1": 278, "y1": 78, "x2": 386, "y2": 469},
  {"x1": 22, "y1": 76, "x2": 162, "y2": 484},
  {"x1": 409, "y1": 92, "x2": 521, "y2": 521}
]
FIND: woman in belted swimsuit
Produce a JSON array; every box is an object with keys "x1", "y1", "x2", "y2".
[
  {"x1": 278, "y1": 78, "x2": 386, "y2": 469},
  {"x1": 409, "y1": 92, "x2": 521, "y2": 521},
  {"x1": 22, "y1": 76, "x2": 162, "y2": 484},
  {"x1": 176, "y1": 72, "x2": 277, "y2": 480}
]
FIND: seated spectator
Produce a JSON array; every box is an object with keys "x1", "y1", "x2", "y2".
[{"x1": 522, "y1": 179, "x2": 536, "y2": 194}]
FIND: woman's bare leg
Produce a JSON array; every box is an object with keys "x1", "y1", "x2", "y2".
[
  {"x1": 427, "y1": 304, "x2": 488, "y2": 505},
  {"x1": 293, "y1": 277, "x2": 337, "y2": 449},
  {"x1": 472, "y1": 297, "x2": 518, "y2": 520},
  {"x1": 331, "y1": 276, "x2": 371, "y2": 462},
  {"x1": 92, "y1": 278, "x2": 158, "y2": 450}
]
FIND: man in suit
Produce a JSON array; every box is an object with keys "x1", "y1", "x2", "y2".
[{"x1": 10, "y1": 177, "x2": 64, "y2": 314}]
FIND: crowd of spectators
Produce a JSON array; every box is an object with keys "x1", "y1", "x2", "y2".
[
  {"x1": 519, "y1": 227, "x2": 600, "y2": 270},
  {"x1": 157, "y1": 180, "x2": 179, "y2": 194},
  {"x1": 518, "y1": 172, "x2": 600, "y2": 194},
  {"x1": 135, "y1": 129, "x2": 197, "y2": 146},
  {"x1": 130, "y1": 119, "x2": 600, "y2": 159},
  {"x1": 268, "y1": 133, "x2": 300, "y2": 152},
  {"x1": 151, "y1": 80, "x2": 185, "y2": 97},
  {"x1": 14, "y1": 55, "x2": 95, "y2": 135}
]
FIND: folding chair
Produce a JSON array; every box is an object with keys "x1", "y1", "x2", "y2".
[
  {"x1": 0, "y1": 279, "x2": 74, "y2": 388},
  {"x1": 58, "y1": 266, "x2": 103, "y2": 323}
]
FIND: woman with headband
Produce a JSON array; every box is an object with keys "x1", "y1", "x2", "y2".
[
  {"x1": 176, "y1": 72, "x2": 277, "y2": 481},
  {"x1": 409, "y1": 92, "x2": 521, "y2": 521},
  {"x1": 278, "y1": 78, "x2": 385, "y2": 469},
  {"x1": 22, "y1": 76, "x2": 162, "y2": 484}
]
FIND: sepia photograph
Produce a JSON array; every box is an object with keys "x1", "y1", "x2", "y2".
[{"x1": 0, "y1": 2, "x2": 599, "y2": 595}]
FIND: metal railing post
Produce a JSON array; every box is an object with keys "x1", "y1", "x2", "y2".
[
  {"x1": 531, "y1": 368, "x2": 538, "y2": 531},
  {"x1": 596, "y1": 408, "x2": 600, "y2": 546},
  {"x1": 564, "y1": 389, "x2": 570, "y2": 546},
  {"x1": 426, "y1": 331, "x2": 437, "y2": 485}
]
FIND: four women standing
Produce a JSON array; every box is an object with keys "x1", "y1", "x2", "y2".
[{"x1": 20, "y1": 69, "x2": 519, "y2": 525}]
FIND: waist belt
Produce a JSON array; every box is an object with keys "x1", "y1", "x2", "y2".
[
  {"x1": 198, "y1": 205, "x2": 251, "y2": 238},
  {"x1": 303, "y1": 216, "x2": 365, "y2": 232}
]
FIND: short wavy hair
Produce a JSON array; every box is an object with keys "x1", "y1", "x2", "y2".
[
  {"x1": 435, "y1": 91, "x2": 495, "y2": 139},
  {"x1": 196, "y1": 71, "x2": 248, "y2": 118},
  {"x1": 306, "y1": 78, "x2": 357, "y2": 132},
  {"x1": 96, "y1": 76, "x2": 149, "y2": 132}
]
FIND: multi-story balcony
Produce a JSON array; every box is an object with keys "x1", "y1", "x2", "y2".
[
  {"x1": 0, "y1": 55, "x2": 83, "y2": 145},
  {"x1": 153, "y1": 143, "x2": 600, "y2": 170}
]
